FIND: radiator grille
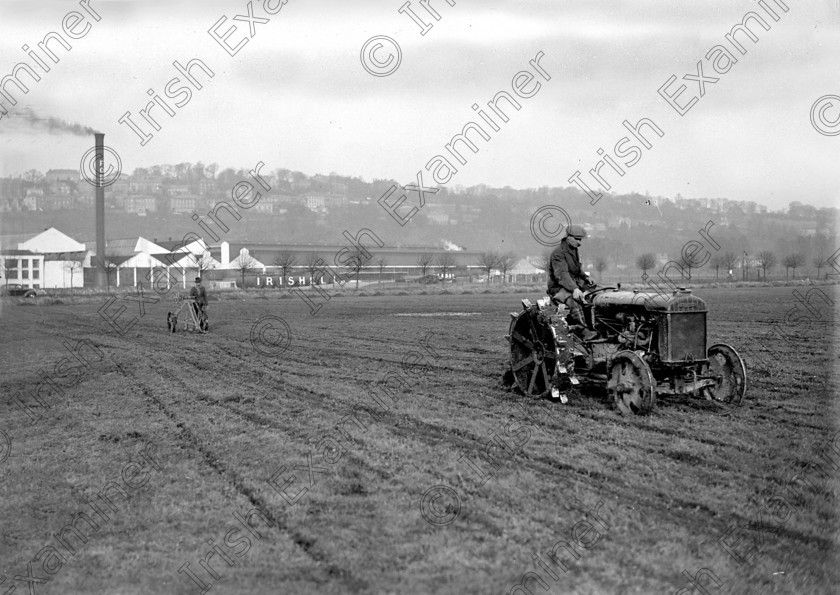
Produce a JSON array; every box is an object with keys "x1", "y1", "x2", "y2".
[{"x1": 665, "y1": 313, "x2": 706, "y2": 362}]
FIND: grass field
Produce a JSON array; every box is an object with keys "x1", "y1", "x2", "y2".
[{"x1": 1, "y1": 285, "x2": 838, "y2": 594}]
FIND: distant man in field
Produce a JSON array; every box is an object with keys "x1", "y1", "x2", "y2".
[
  {"x1": 547, "y1": 224, "x2": 597, "y2": 341},
  {"x1": 189, "y1": 277, "x2": 208, "y2": 324}
]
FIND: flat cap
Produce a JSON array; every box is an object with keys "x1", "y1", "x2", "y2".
[
  {"x1": 566, "y1": 224, "x2": 587, "y2": 239},
  {"x1": 194, "y1": 277, "x2": 202, "y2": 283}
]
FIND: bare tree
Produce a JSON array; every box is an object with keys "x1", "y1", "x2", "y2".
[
  {"x1": 273, "y1": 250, "x2": 299, "y2": 287},
  {"x1": 64, "y1": 258, "x2": 83, "y2": 291},
  {"x1": 174, "y1": 162, "x2": 190, "y2": 180},
  {"x1": 756, "y1": 251, "x2": 776, "y2": 281},
  {"x1": 3, "y1": 257, "x2": 16, "y2": 287},
  {"x1": 344, "y1": 248, "x2": 367, "y2": 289},
  {"x1": 674, "y1": 245, "x2": 710, "y2": 281},
  {"x1": 233, "y1": 253, "x2": 258, "y2": 288},
  {"x1": 191, "y1": 161, "x2": 206, "y2": 182},
  {"x1": 813, "y1": 254, "x2": 829, "y2": 280},
  {"x1": 722, "y1": 251, "x2": 738, "y2": 276},
  {"x1": 23, "y1": 169, "x2": 44, "y2": 183},
  {"x1": 498, "y1": 252, "x2": 517, "y2": 285},
  {"x1": 782, "y1": 253, "x2": 805, "y2": 279},
  {"x1": 101, "y1": 254, "x2": 122, "y2": 291},
  {"x1": 476, "y1": 250, "x2": 501, "y2": 283},
  {"x1": 303, "y1": 252, "x2": 325, "y2": 283},
  {"x1": 594, "y1": 256, "x2": 608, "y2": 281},
  {"x1": 710, "y1": 254, "x2": 727, "y2": 280},
  {"x1": 417, "y1": 252, "x2": 435, "y2": 278},
  {"x1": 375, "y1": 257, "x2": 388, "y2": 285},
  {"x1": 532, "y1": 251, "x2": 553, "y2": 285},
  {"x1": 436, "y1": 252, "x2": 456, "y2": 283},
  {"x1": 188, "y1": 250, "x2": 215, "y2": 278},
  {"x1": 636, "y1": 253, "x2": 657, "y2": 276}
]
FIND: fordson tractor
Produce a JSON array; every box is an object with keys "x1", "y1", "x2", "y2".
[{"x1": 503, "y1": 287, "x2": 747, "y2": 414}]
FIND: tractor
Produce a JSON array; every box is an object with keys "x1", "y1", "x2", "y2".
[{"x1": 503, "y1": 287, "x2": 746, "y2": 414}]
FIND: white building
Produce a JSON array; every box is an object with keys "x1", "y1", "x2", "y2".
[
  {"x1": 0, "y1": 227, "x2": 88, "y2": 289},
  {"x1": 85, "y1": 236, "x2": 217, "y2": 289},
  {"x1": 1, "y1": 250, "x2": 44, "y2": 289},
  {"x1": 507, "y1": 257, "x2": 545, "y2": 284}
]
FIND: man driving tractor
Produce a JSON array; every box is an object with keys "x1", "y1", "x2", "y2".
[{"x1": 547, "y1": 224, "x2": 598, "y2": 341}]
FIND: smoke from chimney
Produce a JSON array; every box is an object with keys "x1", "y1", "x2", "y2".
[{"x1": 2, "y1": 107, "x2": 96, "y2": 136}]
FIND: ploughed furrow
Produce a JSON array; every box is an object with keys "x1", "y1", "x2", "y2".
[
  {"x1": 137, "y1": 349, "x2": 522, "y2": 541},
  {"x1": 84, "y1": 319, "x2": 517, "y2": 431},
  {"x1": 144, "y1": 350, "x2": 398, "y2": 486},
  {"x1": 22, "y1": 304, "x2": 823, "y2": 516},
  {"x1": 145, "y1": 335, "x2": 671, "y2": 526},
  {"x1": 31, "y1": 297, "x2": 494, "y2": 375},
  {"x1": 119, "y1": 317, "x2": 656, "y2": 530},
  {"x1": 91, "y1": 313, "x2": 793, "y2": 537},
  {"x1": 109, "y1": 353, "x2": 366, "y2": 590}
]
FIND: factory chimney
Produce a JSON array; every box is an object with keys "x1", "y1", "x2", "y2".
[{"x1": 94, "y1": 132, "x2": 106, "y2": 287}]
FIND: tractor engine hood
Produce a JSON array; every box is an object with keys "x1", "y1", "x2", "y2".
[{"x1": 590, "y1": 288, "x2": 707, "y2": 313}]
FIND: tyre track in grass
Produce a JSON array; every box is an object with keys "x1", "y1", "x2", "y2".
[
  {"x1": 39, "y1": 306, "x2": 515, "y2": 436},
  {"x1": 141, "y1": 349, "x2": 525, "y2": 537},
  {"x1": 86, "y1": 317, "x2": 648, "y2": 535},
  {"x1": 30, "y1": 303, "x2": 486, "y2": 387},
  {"x1": 26, "y1": 303, "x2": 837, "y2": 549},
  {"x1": 30, "y1": 305, "x2": 814, "y2": 535},
  {"x1": 145, "y1": 350, "x2": 397, "y2": 484},
  {"x1": 131, "y1": 324, "x2": 552, "y2": 576},
  {"x1": 151, "y1": 334, "x2": 792, "y2": 547},
  {"x1": 109, "y1": 353, "x2": 368, "y2": 591},
  {"x1": 10, "y1": 295, "x2": 837, "y2": 589},
  {"x1": 131, "y1": 333, "x2": 533, "y2": 563},
  {"x1": 31, "y1": 302, "x2": 826, "y2": 449},
  {"x1": 24, "y1": 304, "x2": 831, "y2": 515},
  {"x1": 133, "y1": 348, "x2": 521, "y2": 544}
]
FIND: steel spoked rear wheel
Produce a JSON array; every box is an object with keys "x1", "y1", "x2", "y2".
[
  {"x1": 607, "y1": 351, "x2": 656, "y2": 415},
  {"x1": 705, "y1": 343, "x2": 747, "y2": 405},
  {"x1": 509, "y1": 309, "x2": 557, "y2": 398}
]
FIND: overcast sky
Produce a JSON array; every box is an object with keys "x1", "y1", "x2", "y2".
[{"x1": 0, "y1": 0, "x2": 838, "y2": 210}]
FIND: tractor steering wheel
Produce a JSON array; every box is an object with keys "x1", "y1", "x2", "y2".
[{"x1": 584, "y1": 286, "x2": 617, "y2": 302}]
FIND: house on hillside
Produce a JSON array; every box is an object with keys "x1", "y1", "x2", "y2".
[
  {"x1": 171, "y1": 195, "x2": 198, "y2": 214},
  {"x1": 44, "y1": 169, "x2": 79, "y2": 184}
]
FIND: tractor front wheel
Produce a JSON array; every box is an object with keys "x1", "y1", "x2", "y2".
[
  {"x1": 607, "y1": 351, "x2": 656, "y2": 415},
  {"x1": 704, "y1": 343, "x2": 747, "y2": 405}
]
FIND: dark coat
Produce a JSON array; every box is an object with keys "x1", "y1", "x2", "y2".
[
  {"x1": 547, "y1": 238, "x2": 590, "y2": 296},
  {"x1": 190, "y1": 285, "x2": 207, "y2": 306}
]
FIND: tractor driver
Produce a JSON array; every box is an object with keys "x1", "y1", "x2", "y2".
[
  {"x1": 547, "y1": 224, "x2": 598, "y2": 341},
  {"x1": 190, "y1": 277, "x2": 208, "y2": 320}
]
